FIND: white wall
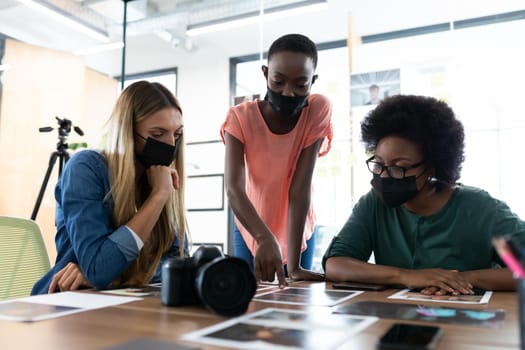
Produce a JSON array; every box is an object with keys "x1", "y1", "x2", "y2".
[{"x1": 177, "y1": 46, "x2": 231, "y2": 250}]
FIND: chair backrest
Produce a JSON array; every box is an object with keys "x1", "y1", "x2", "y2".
[{"x1": 0, "y1": 216, "x2": 51, "y2": 300}]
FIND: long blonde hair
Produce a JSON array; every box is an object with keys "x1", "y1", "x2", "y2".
[{"x1": 101, "y1": 81, "x2": 187, "y2": 286}]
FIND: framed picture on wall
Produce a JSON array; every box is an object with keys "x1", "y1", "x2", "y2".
[
  {"x1": 350, "y1": 69, "x2": 400, "y2": 107},
  {"x1": 185, "y1": 174, "x2": 224, "y2": 211},
  {"x1": 185, "y1": 141, "x2": 224, "y2": 176}
]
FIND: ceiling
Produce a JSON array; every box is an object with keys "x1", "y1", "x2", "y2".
[
  {"x1": 1, "y1": 0, "x2": 339, "y2": 53},
  {"x1": 1, "y1": 0, "x2": 524, "y2": 76}
]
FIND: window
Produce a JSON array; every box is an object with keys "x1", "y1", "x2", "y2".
[
  {"x1": 232, "y1": 14, "x2": 525, "y2": 272},
  {"x1": 119, "y1": 67, "x2": 177, "y2": 96}
]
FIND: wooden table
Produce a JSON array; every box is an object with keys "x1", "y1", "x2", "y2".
[{"x1": 0, "y1": 281, "x2": 521, "y2": 349}]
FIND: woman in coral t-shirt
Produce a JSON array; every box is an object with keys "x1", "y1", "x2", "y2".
[{"x1": 221, "y1": 34, "x2": 333, "y2": 287}]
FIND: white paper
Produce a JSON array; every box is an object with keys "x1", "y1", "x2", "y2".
[
  {"x1": 388, "y1": 288, "x2": 493, "y2": 305},
  {"x1": 0, "y1": 291, "x2": 141, "y2": 322}
]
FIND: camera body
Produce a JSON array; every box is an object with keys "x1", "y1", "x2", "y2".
[
  {"x1": 57, "y1": 117, "x2": 72, "y2": 136},
  {"x1": 161, "y1": 246, "x2": 256, "y2": 317}
]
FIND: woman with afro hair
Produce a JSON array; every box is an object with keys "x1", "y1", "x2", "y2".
[{"x1": 323, "y1": 95, "x2": 524, "y2": 294}]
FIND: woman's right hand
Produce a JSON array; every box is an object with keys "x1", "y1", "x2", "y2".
[
  {"x1": 126, "y1": 165, "x2": 179, "y2": 243},
  {"x1": 254, "y1": 236, "x2": 287, "y2": 288},
  {"x1": 146, "y1": 165, "x2": 179, "y2": 200},
  {"x1": 400, "y1": 268, "x2": 474, "y2": 295},
  {"x1": 48, "y1": 262, "x2": 93, "y2": 293}
]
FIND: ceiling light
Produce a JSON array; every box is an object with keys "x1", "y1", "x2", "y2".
[
  {"x1": 186, "y1": 0, "x2": 327, "y2": 37},
  {"x1": 74, "y1": 42, "x2": 124, "y2": 55},
  {"x1": 15, "y1": 0, "x2": 109, "y2": 42}
]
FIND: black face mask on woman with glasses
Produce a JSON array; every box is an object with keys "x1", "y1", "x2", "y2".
[
  {"x1": 371, "y1": 174, "x2": 420, "y2": 208},
  {"x1": 135, "y1": 134, "x2": 181, "y2": 168}
]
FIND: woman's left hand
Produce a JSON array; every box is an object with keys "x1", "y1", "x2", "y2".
[
  {"x1": 419, "y1": 285, "x2": 474, "y2": 296},
  {"x1": 48, "y1": 262, "x2": 93, "y2": 293},
  {"x1": 288, "y1": 268, "x2": 325, "y2": 282}
]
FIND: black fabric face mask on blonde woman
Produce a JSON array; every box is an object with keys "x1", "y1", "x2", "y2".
[{"x1": 136, "y1": 134, "x2": 181, "y2": 167}]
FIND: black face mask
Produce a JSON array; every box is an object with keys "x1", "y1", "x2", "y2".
[
  {"x1": 264, "y1": 87, "x2": 309, "y2": 118},
  {"x1": 371, "y1": 174, "x2": 419, "y2": 208},
  {"x1": 136, "y1": 134, "x2": 180, "y2": 168}
]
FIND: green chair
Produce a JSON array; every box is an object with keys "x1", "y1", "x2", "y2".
[{"x1": 0, "y1": 216, "x2": 51, "y2": 300}]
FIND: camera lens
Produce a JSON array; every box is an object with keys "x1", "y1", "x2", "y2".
[{"x1": 196, "y1": 257, "x2": 256, "y2": 317}]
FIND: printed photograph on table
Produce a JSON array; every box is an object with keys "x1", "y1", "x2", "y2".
[
  {"x1": 250, "y1": 309, "x2": 372, "y2": 328},
  {"x1": 0, "y1": 302, "x2": 80, "y2": 322},
  {"x1": 256, "y1": 285, "x2": 279, "y2": 293},
  {"x1": 334, "y1": 301, "x2": 505, "y2": 328},
  {"x1": 253, "y1": 287, "x2": 362, "y2": 306},
  {"x1": 103, "y1": 337, "x2": 200, "y2": 350},
  {"x1": 100, "y1": 284, "x2": 162, "y2": 297},
  {"x1": 0, "y1": 292, "x2": 140, "y2": 322},
  {"x1": 182, "y1": 308, "x2": 377, "y2": 350},
  {"x1": 388, "y1": 288, "x2": 493, "y2": 304}
]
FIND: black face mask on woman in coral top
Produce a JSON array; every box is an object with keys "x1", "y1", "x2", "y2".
[{"x1": 264, "y1": 87, "x2": 309, "y2": 119}]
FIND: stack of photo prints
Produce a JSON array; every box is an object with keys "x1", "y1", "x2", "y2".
[{"x1": 180, "y1": 281, "x2": 503, "y2": 349}]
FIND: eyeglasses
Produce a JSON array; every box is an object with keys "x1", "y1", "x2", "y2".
[{"x1": 366, "y1": 156, "x2": 425, "y2": 179}]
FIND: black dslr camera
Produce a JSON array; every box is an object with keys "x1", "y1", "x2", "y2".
[{"x1": 161, "y1": 246, "x2": 256, "y2": 317}]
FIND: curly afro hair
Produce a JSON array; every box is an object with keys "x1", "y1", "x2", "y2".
[{"x1": 361, "y1": 95, "x2": 465, "y2": 190}]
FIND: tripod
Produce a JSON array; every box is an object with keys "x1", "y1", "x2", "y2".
[{"x1": 31, "y1": 117, "x2": 83, "y2": 220}]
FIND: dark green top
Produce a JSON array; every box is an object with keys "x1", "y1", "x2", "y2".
[{"x1": 323, "y1": 185, "x2": 524, "y2": 271}]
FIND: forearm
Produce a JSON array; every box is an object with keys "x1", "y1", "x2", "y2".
[
  {"x1": 325, "y1": 256, "x2": 405, "y2": 285},
  {"x1": 83, "y1": 193, "x2": 169, "y2": 287},
  {"x1": 227, "y1": 186, "x2": 274, "y2": 243},
  {"x1": 286, "y1": 139, "x2": 322, "y2": 272},
  {"x1": 79, "y1": 241, "x2": 130, "y2": 289},
  {"x1": 287, "y1": 192, "x2": 310, "y2": 272},
  {"x1": 461, "y1": 268, "x2": 516, "y2": 291},
  {"x1": 127, "y1": 192, "x2": 168, "y2": 242}
]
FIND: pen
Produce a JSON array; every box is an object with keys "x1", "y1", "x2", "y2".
[
  {"x1": 503, "y1": 234, "x2": 525, "y2": 265},
  {"x1": 492, "y1": 237, "x2": 525, "y2": 278}
]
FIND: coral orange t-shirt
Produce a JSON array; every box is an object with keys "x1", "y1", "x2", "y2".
[{"x1": 220, "y1": 94, "x2": 333, "y2": 263}]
